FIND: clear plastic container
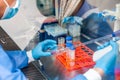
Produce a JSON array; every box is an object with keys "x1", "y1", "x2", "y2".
[
  {"x1": 58, "y1": 37, "x2": 65, "y2": 49},
  {"x1": 69, "y1": 45, "x2": 75, "y2": 66},
  {"x1": 65, "y1": 43, "x2": 75, "y2": 67},
  {"x1": 68, "y1": 23, "x2": 81, "y2": 37}
]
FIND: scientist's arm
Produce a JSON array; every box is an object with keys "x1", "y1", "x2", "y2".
[
  {"x1": 72, "y1": 41, "x2": 119, "y2": 80},
  {"x1": 6, "y1": 50, "x2": 29, "y2": 69},
  {"x1": 0, "y1": 45, "x2": 27, "y2": 80},
  {"x1": 5, "y1": 39, "x2": 57, "y2": 69},
  {"x1": 74, "y1": 0, "x2": 112, "y2": 38}
]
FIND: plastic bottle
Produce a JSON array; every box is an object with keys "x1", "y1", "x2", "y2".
[{"x1": 66, "y1": 36, "x2": 73, "y2": 44}]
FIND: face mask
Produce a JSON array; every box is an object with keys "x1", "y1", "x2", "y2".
[{"x1": 1, "y1": 0, "x2": 20, "y2": 19}]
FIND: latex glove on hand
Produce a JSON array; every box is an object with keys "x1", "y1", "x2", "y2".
[
  {"x1": 71, "y1": 41, "x2": 119, "y2": 80},
  {"x1": 71, "y1": 74, "x2": 87, "y2": 80},
  {"x1": 32, "y1": 39, "x2": 57, "y2": 60},
  {"x1": 94, "y1": 41, "x2": 119, "y2": 75}
]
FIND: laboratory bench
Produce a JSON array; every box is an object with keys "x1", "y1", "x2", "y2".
[
  {"x1": 22, "y1": 33, "x2": 100, "y2": 80},
  {"x1": 0, "y1": 26, "x2": 114, "y2": 80},
  {"x1": 22, "y1": 31, "x2": 115, "y2": 80},
  {"x1": 33, "y1": 55, "x2": 93, "y2": 80}
]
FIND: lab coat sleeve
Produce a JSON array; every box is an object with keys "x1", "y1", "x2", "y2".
[
  {"x1": 6, "y1": 50, "x2": 29, "y2": 69},
  {"x1": 26, "y1": 50, "x2": 35, "y2": 63},
  {"x1": 72, "y1": 74, "x2": 87, "y2": 80},
  {"x1": 72, "y1": 69, "x2": 102, "y2": 80},
  {"x1": 83, "y1": 69, "x2": 102, "y2": 80},
  {"x1": 0, "y1": 46, "x2": 27, "y2": 80},
  {"x1": 0, "y1": 66, "x2": 27, "y2": 80}
]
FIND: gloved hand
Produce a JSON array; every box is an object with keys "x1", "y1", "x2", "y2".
[
  {"x1": 32, "y1": 39, "x2": 57, "y2": 60},
  {"x1": 81, "y1": 13, "x2": 113, "y2": 38},
  {"x1": 94, "y1": 40, "x2": 119, "y2": 75},
  {"x1": 71, "y1": 74, "x2": 87, "y2": 80}
]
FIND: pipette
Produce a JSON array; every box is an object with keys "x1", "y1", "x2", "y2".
[
  {"x1": 82, "y1": 30, "x2": 120, "y2": 45},
  {"x1": 51, "y1": 30, "x2": 120, "y2": 55},
  {"x1": 93, "y1": 30, "x2": 120, "y2": 61}
]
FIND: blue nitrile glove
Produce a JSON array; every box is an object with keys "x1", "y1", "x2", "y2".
[
  {"x1": 81, "y1": 13, "x2": 113, "y2": 38},
  {"x1": 97, "y1": 37, "x2": 120, "y2": 50},
  {"x1": 62, "y1": 16, "x2": 83, "y2": 25},
  {"x1": 32, "y1": 39, "x2": 57, "y2": 60},
  {"x1": 94, "y1": 41, "x2": 119, "y2": 75},
  {"x1": 71, "y1": 74, "x2": 87, "y2": 80}
]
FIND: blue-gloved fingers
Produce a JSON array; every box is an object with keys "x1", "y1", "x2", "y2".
[
  {"x1": 97, "y1": 37, "x2": 120, "y2": 50},
  {"x1": 43, "y1": 39, "x2": 57, "y2": 44},
  {"x1": 97, "y1": 42, "x2": 110, "y2": 50},
  {"x1": 41, "y1": 52, "x2": 51, "y2": 56},
  {"x1": 43, "y1": 44, "x2": 57, "y2": 51},
  {"x1": 112, "y1": 37, "x2": 120, "y2": 42},
  {"x1": 37, "y1": 42, "x2": 43, "y2": 47},
  {"x1": 47, "y1": 44, "x2": 57, "y2": 50},
  {"x1": 95, "y1": 40, "x2": 119, "y2": 75},
  {"x1": 32, "y1": 40, "x2": 57, "y2": 60},
  {"x1": 110, "y1": 40, "x2": 119, "y2": 51},
  {"x1": 71, "y1": 74, "x2": 87, "y2": 80}
]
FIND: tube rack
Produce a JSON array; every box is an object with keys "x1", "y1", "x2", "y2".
[{"x1": 56, "y1": 41, "x2": 95, "y2": 71}]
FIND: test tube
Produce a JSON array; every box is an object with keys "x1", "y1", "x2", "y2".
[
  {"x1": 66, "y1": 43, "x2": 75, "y2": 67},
  {"x1": 58, "y1": 37, "x2": 65, "y2": 49},
  {"x1": 69, "y1": 45, "x2": 75, "y2": 66}
]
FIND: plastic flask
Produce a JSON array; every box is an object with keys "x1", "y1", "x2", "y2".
[{"x1": 68, "y1": 23, "x2": 81, "y2": 37}]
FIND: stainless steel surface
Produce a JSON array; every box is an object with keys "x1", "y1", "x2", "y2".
[
  {"x1": 22, "y1": 62, "x2": 47, "y2": 80},
  {"x1": 25, "y1": 34, "x2": 87, "y2": 80},
  {"x1": 39, "y1": 56, "x2": 90, "y2": 80},
  {"x1": 0, "y1": 26, "x2": 20, "y2": 50}
]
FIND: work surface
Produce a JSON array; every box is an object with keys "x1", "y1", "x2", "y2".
[
  {"x1": 38, "y1": 55, "x2": 93, "y2": 80},
  {"x1": 23, "y1": 34, "x2": 113, "y2": 80},
  {"x1": 22, "y1": 34, "x2": 99, "y2": 80}
]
